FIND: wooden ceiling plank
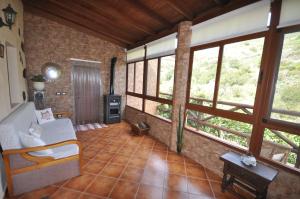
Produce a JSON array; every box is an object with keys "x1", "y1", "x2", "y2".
[
  {"x1": 48, "y1": 0, "x2": 138, "y2": 43},
  {"x1": 24, "y1": 5, "x2": 127, "y2": 47},
  {"x1": 164, "y1": 0, "x2": 194, "y2": 20},
  {"x1": 24, "y1": 0, "x2": 134, "y2": 45},
  {"x1": 125, "y1": 0, "x2": 172, "y2": 28},
  {"x1": 83, "y1": 0, "x2": 156, "y2": 36}
]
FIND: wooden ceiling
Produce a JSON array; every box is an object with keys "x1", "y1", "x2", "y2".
[{"x1": 23, "y1": 0, "x2": 257, "y2": 49}]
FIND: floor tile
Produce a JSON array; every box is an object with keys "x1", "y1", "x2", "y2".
[
  {"x1": 84, "y1": 160, "x2": 107, "y2": 174},
  {"x1": 167, "y1": 153, "x2": 184, "y2": 163},
  {"x1": 128, "y1": 157, "x2": 148, "y2": 169},
  {"x1": 94, "y1": 152, "x2": 115, "y2": 162},
  {"x1": 121, "y1": 167, "x2": 144, "y2": 182},
  {"x1": 136, "y1": 184, "x2": 164, "y2": 199},
  {"x1": 79, "y1": 193, "x2": 105, "y2": 199},
  {"x1": 164, "y1": 174, "x2": 188, "y2": 192},
  {"x1": 110, "y1": 180, "x2": 139, "y2": 199},
  {"x1": 51, "y1": 188, "x2": 81, "y2": 199},
  {"x1": 166, "y1": 162, "x2": 186, "y2": 176},
  {"x1": 110, "y1": 154, "x2": 130, "y2": 165},
  {"x1": 141, "y1": 169, "x2": 165, "y2": 187},
  {"x1": 186, "y1": 165, "x2": 207, "y2": 179},
  {"x1": 187, "y1": 178, "x2": 214, "y2": 198},
  {"x1": 85, "y1": 176, "x2": 117, "y2": 197},
  {"x1": 210, "y1": 181, "x2": 239, "y2": 199},
  {"x1": 205, "y1": 168, "x2": 222, "y2": 182},
  {"x1": 101, "y1": 164, "x2": 125, "y2": 178},
  {"x1": 21, "y1": 186, "x2": 58, "y2": 199},
  {"x1": 163, "y1": 190, "x2": 189, "y2": 199},
  {"x1": 64, "y1": 174, "x2": 95, "y2": 191}
]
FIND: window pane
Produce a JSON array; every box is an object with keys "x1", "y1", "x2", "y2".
[
  {"x1": 217, "y1": 38, "x2": 264, "y2": 113},
  {"x1": 126, "y1": 95, "x2": 143, "y2": 110},
  {"x1": 145, "y1": 100, "x2": 172, "y2": 120},
  {"x1": 271, "y1": 32, "x2": 300, "y2": 124},
  {"x1": 159, "y1": 55, "x2": 175, "y2": 99},
  {"x1": 135, "y1": 61, "x2": 144, "y2": 94},
  {"x1": 186, "y1": 109, "x2": 252, "y2": 149},
  {"x1": 189, "y1": 47, "x2": 219, "y2": 106},
  {"x1": 146, "y1": 59, "x2": 158, "y2": 97},
  {"x1": 127, "y1": 63, "x2": 134, "y2": 92},
  {"x1": 261, "y1": 128, "x2": 299, "y2": 170}
]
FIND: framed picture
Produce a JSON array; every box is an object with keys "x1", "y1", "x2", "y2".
[{"x1": 0, "y1": 44, "x2": 4, "y2": 58}]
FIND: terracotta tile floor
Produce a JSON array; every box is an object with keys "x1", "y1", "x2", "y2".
[{"x1": 8, "y1": 122, "x2": 243, "y2": 199}]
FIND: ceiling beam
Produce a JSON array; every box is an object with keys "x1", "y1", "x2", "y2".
[
  {"x1": 24, "y1": 0, "x2": 135, "y2": 45},
  {"x1": 125, "y1": 0, "x2": 172, "y2": 28},
  {"x1": 164, "y1": 0, "x2": 194, "y2": 20},
  {"x1": 24, "y1": 5, "x2": 127, "y2": 47}
]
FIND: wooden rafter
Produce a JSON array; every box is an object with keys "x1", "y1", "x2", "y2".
[
  {"x1": 164, "y1": 0, "x2": 194, "y2": 20},
  {"x1": 125, "y1": 0, "x2": 172, "y2": 28}
]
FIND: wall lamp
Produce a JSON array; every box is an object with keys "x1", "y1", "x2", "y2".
[{"x1": 0, "y1": 4, "x2": 17, "y2": 30}]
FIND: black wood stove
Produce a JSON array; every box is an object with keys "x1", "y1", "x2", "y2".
[{"x1": 104, "y1": 57, "x2": 121, "y2": 124}]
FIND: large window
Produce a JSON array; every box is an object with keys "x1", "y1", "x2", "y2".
[
  {"x1": 126, "y1": 54, "x2": 175, "y2": 121},
  {"x1": 269, "y1": 31, "x2": 300, "y2": 124}
]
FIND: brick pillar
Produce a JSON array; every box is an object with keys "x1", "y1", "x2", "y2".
[{"x1": 170, "y1": 21, "x2": 192, "y2": 151}]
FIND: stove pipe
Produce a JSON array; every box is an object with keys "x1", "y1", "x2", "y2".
[{"x1": 110, "y1": 57, "x2": 117, "y2": 95}]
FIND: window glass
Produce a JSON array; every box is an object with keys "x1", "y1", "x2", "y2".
[
  {"x1": 159, "y1": 55, "x2": 175, "y2": 99},
  {"x1": 145, "y1": 100, "x2": 172, "y2": 120},
  {"x1": 186, "y1": 109, "x2": 252, "y2": 149},
  {"x1": 146, "y1": 59, "x2": 158, "y2": 97},
  {"x1": 261, "y1": 128, "x2": 299, "y2": 170},
  {"x1": 126, "y1": 95, "x2": 143, "y2": 110},
  {"x1": 271, "y1": 31, "x2": 300, "y2": 124},
  {"x1": 217, "y1": 38, "x2": 264, "y2": 113},
  {"x1": 190, "y1": 47, "x2": 219, "y2": 106},
  {"x1": 127, "y1": 63, "x2": 134, "y2": 92},
  {"x1": 135, "y1": 61, "x2": 144, "y2": 94}
]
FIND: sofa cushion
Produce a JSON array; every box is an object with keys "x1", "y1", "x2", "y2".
[
  {"x1": 35, "y1": 108, "x2": 55, "y2": 124},
  {"x1": 40, "y1": 118, "x2": 78, "y2": 159},
  {"x1": 28, "y1": 122, "x2": 43, "y2": 138},
  {"x1": 19, "y1": 132, "x2": 54, "y2": 156}
]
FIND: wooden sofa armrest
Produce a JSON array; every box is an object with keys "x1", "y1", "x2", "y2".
[
  {"x1": 2, "y1": 140, "x2": 83, "y2": 197},
  {"x1": 2, "y1": 139, "x2": 81, "y2": 155}
]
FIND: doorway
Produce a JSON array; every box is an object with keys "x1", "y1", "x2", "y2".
[{"x1": 72, "y1": 62, "x2": 102, "y2": 124}]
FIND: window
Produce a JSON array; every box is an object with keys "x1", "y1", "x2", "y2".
[
  {"x1": 217, "y1": 38, "x2": 264, "y2": 112},
  {"x1": 186, "y1": 109, "x2": 252, "y2": 149},
  {"x1": 146, "y1": 59, "x2": 158, "y2": 97},
  {"x1": 261, "y1": 128, "x2": 299, "y2": 170},
  {"x1": 190, "y1": 47, "x2": 219, "y2": 106},
  {"x1": 159, "y1": 55, "x2": 175, "y2": 99},
  {"x1": 145, "y1": 100, "x2": 172, "y2": 120},
  {"x1": 126, "y1": 95, "x2": 143, "y2": 110},
  {"x1": 270, "y1": 31, "x2": 300, "y2": 124},
  {"x1": 126, "y1": 61, "x2": 144, "y2": 94}
]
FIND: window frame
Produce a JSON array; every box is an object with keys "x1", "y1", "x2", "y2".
[
  {"x1": 126, "y1": 52, "x2": 175, "y2": 121},
  {"x1": 186, "y1": 32, "x2": 267, "y2": 125}
]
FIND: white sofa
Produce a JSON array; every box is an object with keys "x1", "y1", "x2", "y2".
[{"x1": 0, "y1": 102, "x2": 82, "y2": 196}]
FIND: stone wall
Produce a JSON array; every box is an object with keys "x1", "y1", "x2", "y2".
[{"x1": 24, "y1": 12, "x2": 126, "y2": 122}]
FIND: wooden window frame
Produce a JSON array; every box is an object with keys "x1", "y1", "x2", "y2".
[
  {"x1": 186, "y1": 31, "x2": 267, "y2": 125},
  {"x1": 126, "y1": 49, "x2": 175, "y2": 121}
]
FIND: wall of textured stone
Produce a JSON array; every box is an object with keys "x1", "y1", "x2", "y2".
[{"x1": 24, "y1": 12, "x2": 126, "y2": 122}]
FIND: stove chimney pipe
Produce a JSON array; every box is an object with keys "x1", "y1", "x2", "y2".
[{"x1": 110, "y1": 57, "x2": 117, "y2": 95}]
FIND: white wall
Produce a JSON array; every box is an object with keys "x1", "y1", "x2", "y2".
[{"x1": 0, "y1": 0, "x2": 27, "y2": 197}]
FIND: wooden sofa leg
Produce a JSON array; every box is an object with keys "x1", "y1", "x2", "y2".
[{"x1": 3, "y1": 155, "x2": 13, "y2": 197}]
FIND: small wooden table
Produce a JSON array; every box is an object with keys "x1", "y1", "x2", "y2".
[{"x1": 220, "y1": 152, "x2": 278, "y2": 199}]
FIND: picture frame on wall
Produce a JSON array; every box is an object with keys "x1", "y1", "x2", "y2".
[{"x1": 0, "y1": 44, "x2": 4, "y2": 58}]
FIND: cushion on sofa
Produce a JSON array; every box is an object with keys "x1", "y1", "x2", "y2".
[
  {"x1": 35, "y1": 108, "x2": 55, "y2": 124},
  {"x1": 19, "y1": 132, "x2": 54, "y2": 156},
  {"x1": 28, "y1": 122, "x2": 43, "y2": 138}
]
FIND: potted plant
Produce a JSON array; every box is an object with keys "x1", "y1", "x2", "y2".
[
  {"x1": 31, "y1": 74, "x2": 46, "y2": 91},
  {"x1": 177, "y1": 105, "x2": 184, "y2": 154}
]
